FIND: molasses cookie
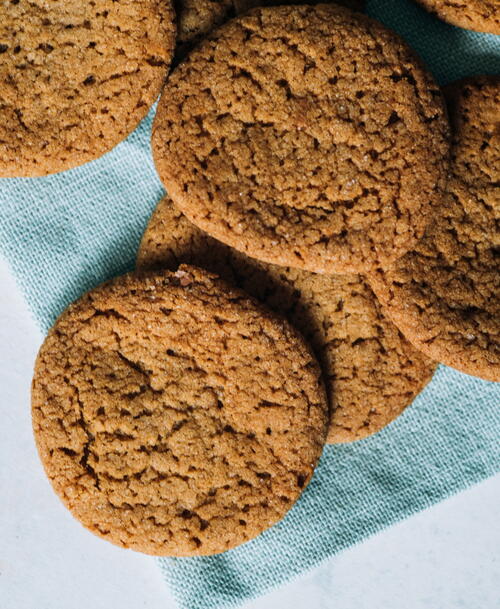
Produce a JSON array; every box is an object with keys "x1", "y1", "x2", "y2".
[
  {"x1": 414, "y1": 1, "x2": 500, "y2": 35},
  {"x1": 152, "y1": 4, "x2": 449, "y2": 274},
  {"x1": 369, "y1": 77, "x2": 500, "y2": 382},
  {"x1": 0, "y1": 0, "x2": 176, "y2": 177},
  {"x1": 174, "y1": 1, "x2": 365, "y2": 60},
  {"x1": 175, "y1": 0, "x2": 233, "y2": 59},
  {"x1": 138, "y1": 196, "x2": 436, "y2": 442},
  {"x1": 32, "y1": 266, "x2": 328, "y2": 555}
]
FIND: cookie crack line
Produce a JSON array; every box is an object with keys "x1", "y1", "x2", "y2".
[
  {"x1": 368, "y1": 76, "x2": 500, "y2": 382},
  {"x1": 152, "y1": 4, "x2": 449, "y2": 274},
  {"x1": 137, "y1": 195, "x2": 437, "y2": 444},
  {"x1": 32, "y1": 266, "x2": 328, "y2": 555}
]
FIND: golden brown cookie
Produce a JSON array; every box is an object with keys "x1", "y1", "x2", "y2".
[
  {"x1": 0, "y1": 0, "x2": 175, "y2": 177},
  {"x1": 138, "y1": 196, "x2": 436, "y2": 443},
  {"x1": 414, "y1": 0, "x2": 500, "y2": 35},
  {"x1": 32, "y1": 266, "x2": 328, "y2": 556},
  {"x1": 152, "y1": 4, "x2": 449, "y2": 274},
  {"x1": 175, "y1": 1, "x2": 365, "y2": 44},
  {"x1": 174, "y1": 1, "x2": 365, "y2": 60},
  {"x1": 175, "y1": 0, "x2": 233, "y2": 59},
  {"x1": 369, "y1": 76, "x2": 500, "y2": 382},
  {"x1": 234, "y1": 0, "x2": 366, "y2": 13}
]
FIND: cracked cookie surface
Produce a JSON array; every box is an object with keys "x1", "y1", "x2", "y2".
[
  {"x1": 174, "y1": 1, "x2": 365, "y2": 60},
  {"x1": 174, "y1": 0, "x2": 233, "y2": 59},
  {"x1": 414, "y1": 0, "x2": 500, "y2": 35},
  {"x1": 369, "y1": 77, "x2": 500, "y2": 382},
  {"x1": 0, "y1": 0, "x2": 175, "y2": 177},
  {"x1": 32, "y1": 265, "x2": 327, "y2": 555},
  {"x1": 138, "y1": 196, "x2": 436, "y2": 442},
  {"x1": 152, "y1": 4, "x2": 449, "y2": 274}
]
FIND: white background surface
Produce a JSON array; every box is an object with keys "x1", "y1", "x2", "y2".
[{"x1": 1, "y1": 257, "x2": 499, "y2": 609}]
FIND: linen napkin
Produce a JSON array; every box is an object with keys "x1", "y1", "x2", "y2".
[{"x1": 0, "y1": 1, "x2": 498, "y2": 608}]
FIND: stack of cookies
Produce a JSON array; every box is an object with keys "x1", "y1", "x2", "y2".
[{"x1": 12, "y1": 2, "x2": 497, "y2": 556}]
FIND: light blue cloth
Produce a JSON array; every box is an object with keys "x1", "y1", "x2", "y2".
[{"x1": 0, "y1": 1, "x2": 498, "y2": 608}]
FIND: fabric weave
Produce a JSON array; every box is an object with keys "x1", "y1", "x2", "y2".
[{"x1": 0, "y1": 1, "x2": 498, "y2": 608}]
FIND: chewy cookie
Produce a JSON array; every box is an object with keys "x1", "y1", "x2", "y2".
[
  {"x1": 175, "y1": 1, "x2": 365, "y2": 60},
  {"x1": 32, "y1": 266, "x2": 328, "y2": 555},
  {"x1": 369, "y1": 77, "x2": 500, "y2": 382},
  {"x1": 0, "y1": 0, "x2": 175, "y2": 177},
  {"x1": 414, "y1": 0, "x2": 500, "y2": 35},
  {"x1": 152, "y1": 4, "x2": 449, "y2": 274},
  {"x1": 175, "y1": 0, "x2": 234, "y2": 59},
  {"x1": 138, "y1": 196, "x2": 436, "y2": 443}
]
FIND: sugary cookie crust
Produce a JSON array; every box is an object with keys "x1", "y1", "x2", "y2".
[
  {"x1": 369, "y1": 77, "x2": 500, "y2": 382},
  {"x1": 415, "y1": 0, "x2": 500, "y2": 35},
  {"x1": 0, "y1": 0, "x2": 175, "y2": 176},
  {"x1": 32, "y1": 266, "x2": 328, "y2": 555},
  {"x1": 152, "y1": 4, "x2": 449, "y2": 274},
  {"x1": 138, "y1": 196, "x2": 436, "y2": 442},
  {"x1": 174, "y1": 1, "x2": 366, "y2": 60}
]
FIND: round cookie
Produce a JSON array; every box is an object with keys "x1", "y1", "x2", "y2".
[
  {"x1": 0, "y1": 0, "x2": 175, "y2": 177},
  {"x1": 32, "y1": 266, "x2": 327, "y2": 556},
  {"x1": 138, "y1": 196, "x2": 437, "y2": 443},
  {"x1": 414, "y1": 0, "x2": 500, "y2": 35},
  {"x1": 174, "y1": 1, "x2": 366, "y2": 60},
  {"x1": 369, "y1": 76, "x2": 500, "y2": 382},
  {"x1": 152, "y1": 4, "x2": 449, "y2": 274}
]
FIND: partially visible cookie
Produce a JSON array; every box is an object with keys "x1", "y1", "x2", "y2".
[
  {"x1": 175, "y1": 0, "x2": 233, "y2": 58},
  {"x1": 32, "y1": 266, "x2": 327, "y2": 556},
  {"x1": 152, "y1": 4, "x2": 449, "y2": 274},
  {"x1": 174, "y1": 1, "x2": 365, "y2": 60},
  {"x1": 138, "y1": 196, "x2": 437, "y2": 443},
  {"x1": 0, "y1": 0, "x2": 175, "y2": 177},
  {"x1": 369, "y1": 76, "x2": 500, "y2": 382},
  {"x1": 235, "y1": 0, "x2": 366, "y2": 11},
  {"x1": 414, "y1": 0, "x2": 500, "y2": 35}
]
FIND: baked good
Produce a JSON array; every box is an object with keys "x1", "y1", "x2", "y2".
[
  {"x1": 32, "y1": 266, "x2": 328, "y2": 555},
  {"x1": 234, "y1": 0, "x2": 365, "y2": 12},
  {"x1": 175, "y1": 0, "x2": 233, "y2": 59},
  {"x1": 152, "y1": 4, "x2": 449, "y2": 274},
  {"x1": 0, "y1": 0, "x2": 175, "y2": 177},
  {"x1": 138, "y1": 196, "x2": 437, "y2": 442},
  {"x1": 414, "y1": 0, "x2": 500, "y2": 35},
  {"x1": 369, "y1": 76, "x2": 500, "y2": 382},
  {"x1": 175, "y1": 1, "x2": 365, "y2": 60}
]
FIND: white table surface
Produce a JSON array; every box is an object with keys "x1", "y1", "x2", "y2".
[{"x1": 1, "y1": 257, "x2": 499, "y2": 609}]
